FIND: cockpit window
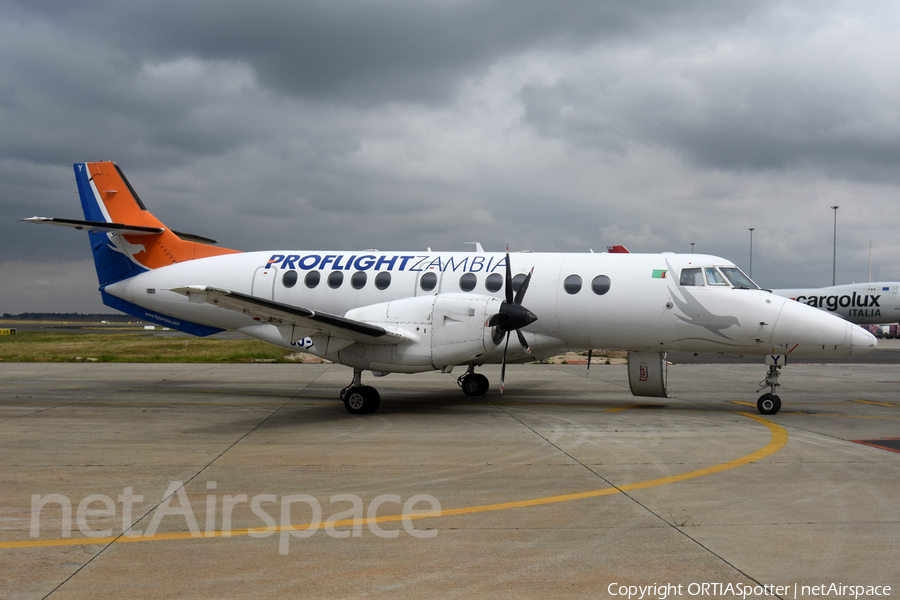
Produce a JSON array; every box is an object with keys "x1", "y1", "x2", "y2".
[
  {"x1": 719, "y1": 267, "x2": 759, "y2": 289},
  {"x1": 705, "y1": 267, "x2": 729, "y2": 286},
  {"x1": 680, "y1": 268, "x2": 703, "y2": 286}
]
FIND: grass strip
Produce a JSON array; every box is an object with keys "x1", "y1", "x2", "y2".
[{"x1": 0, "y1": 332, "x2": 299, "y2": 363}]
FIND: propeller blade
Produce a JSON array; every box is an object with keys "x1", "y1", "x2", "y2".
[
  {"x1": 586, "y1": 349, "x2": 592, "y2": 376},
  {"x1": 504, "y1": 247, "x2": 513, "y2": 305},
  {"x1": 500, "y1": 332, "x2": 511, "y2": 393},
  {"x1": 516, "y1": 329, "x2": 531, "y2": 354},
  {"x1": 513, "y1": 267, "x2": 533, "y2": 305},
  {"x1": 486, "y1": 313, "x2": 508, "y2": 328},
  {"x1": 491, "y1": 324, "x2": 505, "y2": 345}
]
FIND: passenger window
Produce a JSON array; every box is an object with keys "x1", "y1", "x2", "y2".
[
  {"x1": 374, "y1": 272, "x2": 391, "y2": 290},
  {"x1": 282, "y1": 270, "x2": 298, "y2": 288},
  {"x1": 459, "y1": 273, "x2": 477, "y2": 292},
  {"x1": 351, "y1": 271, "x2": 367, "y2": 289},
  {"x1": 591, "y1": 275, "x2": 611, "y2": 295},
  {"x1": 305, "y1": 271, "x2": 321, "y2": 289},
  {"x1": 420, "y1": 272, "x2": 437, "y2": 291},
  {"x1": 328, "y1": 271, "x2": 344, "y2": 289},
  {"x1": 564, "y1": 274, "x2": 582, "y2": 294},
  {"x1": 680, "y1": 268, "x2": 703, "y2": 286},
  {"x1": 485, "y1": 273, "x2": 503, "y2": 293},
  {"x1": 705, "y1": 267, "x2": 729, "y2": 286}
]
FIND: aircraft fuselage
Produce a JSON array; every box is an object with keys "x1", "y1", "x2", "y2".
[{"x1": 105, "y1": 249, "x2": 871, "y2": 371}]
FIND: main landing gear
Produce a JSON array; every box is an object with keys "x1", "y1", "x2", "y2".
[
  {"x1": 457, "y1": 365, "x2": 489, "y2": 397},
  {"x1": 340, "y1": 369, "x2": 381, "y2": 415},
  {"x1": 756, "y1": 361, "x2": 783, "y2": 415},
  {"x1": 340, "y1": 366, "x2": 492, "y2": 415}
]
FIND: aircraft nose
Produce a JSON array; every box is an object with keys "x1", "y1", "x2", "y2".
[
  {"x1": 771, "y1": 298, "x2": 878, "y2": 357},
  {"x1": 850, "y1": 324, "x2": 878, "y2": 355},
  {"x1": 772, "y1": 298, "x2": 848, "y2": 347}
]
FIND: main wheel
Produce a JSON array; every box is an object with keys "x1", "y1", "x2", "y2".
[
  {"x1": 363, "y1": 386, "x2": 380, "y2": 413},
  {"x1": 757, "y1": 393, "x2": 782, "y2": 415},
  {"x1": 343, "y1": 386, "x2": 380, "y2": 414},
  {"x1": 460, "y1": 373, "x2": 489, "y2": 396}
]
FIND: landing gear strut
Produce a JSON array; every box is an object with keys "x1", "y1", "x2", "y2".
[
  {"x1": 458, "y1": 366, "x2": 489, "y2": 397},
  {"x1": 756, "y1": 361, "x2": 782, "y2": 415},
  {"x1": 341, "y1": 369, "x2": 381, "y2": 415}
]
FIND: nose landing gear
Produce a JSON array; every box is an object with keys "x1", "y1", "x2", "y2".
[{"x1": 756, "y1": 357, "x2": 783, "y2": 415}]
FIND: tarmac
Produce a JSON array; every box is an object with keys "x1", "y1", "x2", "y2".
[{"x1": 1, "y1": 345, "x2": 899, "y2": 599}]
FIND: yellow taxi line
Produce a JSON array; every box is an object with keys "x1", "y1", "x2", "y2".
[{"x1": 1, "y1": 412, "x2": 786, "y2": 550}]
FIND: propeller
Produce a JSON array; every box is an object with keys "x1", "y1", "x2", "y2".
[{"x1": 486, "y1": 248, "x2": 538, "y2": 392}]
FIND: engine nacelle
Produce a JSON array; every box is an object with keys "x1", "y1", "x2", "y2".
[{"x1": 338, "y1": 293, "x2": 504, "y2": 372}]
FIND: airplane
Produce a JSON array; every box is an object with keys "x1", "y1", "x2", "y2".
[
  {"x1": 23, "y1": 161, "x2": 878, "y2": 417},
  {"x1": 771, "y1": 283, "x2": 900, "y2": 325}
]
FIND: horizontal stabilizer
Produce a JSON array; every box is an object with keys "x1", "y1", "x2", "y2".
[
  {"x1": 23, "y1": 218, "x2": 219, "y2": 245},
  {"x1": 169, "y1": 286, "x2": 405, "y2": 345},
  {"x1": 21, "y1": 217, "x2": 164, "y2": 236},
  {"x1": 171, "y1": 230, "x2": 219, "y2": 245}
]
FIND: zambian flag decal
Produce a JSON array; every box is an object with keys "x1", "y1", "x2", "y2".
[{"x1": 652, "y1": 269, "x2": 667, "y2": 279}]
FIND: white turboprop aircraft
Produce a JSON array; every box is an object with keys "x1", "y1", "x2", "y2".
[
  {"x1": 24, "y1": 162, "x2": 877, "y2": 416},
  {"x1": 772, "y1": 283, "x2": 900, "y2": 325}
]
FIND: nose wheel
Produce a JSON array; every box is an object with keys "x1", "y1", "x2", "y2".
[
  {"x1": 756, "y1": 361, "x2": 783, "y2": 415},
  {"x1": 757, "y1": 392, "x2": 782, "y2": 415}
]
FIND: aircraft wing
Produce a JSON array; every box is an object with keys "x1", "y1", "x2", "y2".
[{"x1": 169, "y1": 286, "x2": 406, "y2": 345}]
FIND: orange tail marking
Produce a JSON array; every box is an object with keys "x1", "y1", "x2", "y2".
[{"x1": 88, "y1": 162, "x2": 240, "y2": 268}]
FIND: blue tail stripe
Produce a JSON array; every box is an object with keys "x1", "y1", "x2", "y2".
[
  {"x1": 74, "y1": 163, "x2": 106, "y2": 222},
  {"x1": 73, "y1": 163, "x2": 148, "y2": 286}
]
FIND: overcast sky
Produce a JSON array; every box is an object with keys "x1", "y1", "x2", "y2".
[{"x1": 2, "y1": 0, "x2": 899, "y2": 314}]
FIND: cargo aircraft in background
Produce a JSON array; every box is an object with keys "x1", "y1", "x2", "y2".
[
  {"x1": 23, "y1": 162, "x2": 877, "y2": 416},
  {"x1": 772, "y1": 283, "x2": 900, "y2": 325}
]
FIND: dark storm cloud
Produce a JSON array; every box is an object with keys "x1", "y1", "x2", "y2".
[
  {"x1": 517, "y1": 8, "x2": 900, "y2": 183},
  {"x1": 521, "y1": 78, "x2": 900, "y2": 183},
  {"x1": 7, "y1": 0, "x2": 752, "y2": 105}
]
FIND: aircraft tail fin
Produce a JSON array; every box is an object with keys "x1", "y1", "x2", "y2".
[{"x1": 70, "y1": 161, "x2": 240, "y2": 286}]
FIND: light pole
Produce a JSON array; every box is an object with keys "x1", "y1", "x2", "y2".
[
  {"x1": 748, "y1": 228, "x2": 754, "y2": 278},
  {"x1": 831, "y1": 206, "x2": 839, "y2": 286},
  {"x1": 690, "y1": 242, "x2": 695, "y2": 254}
]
